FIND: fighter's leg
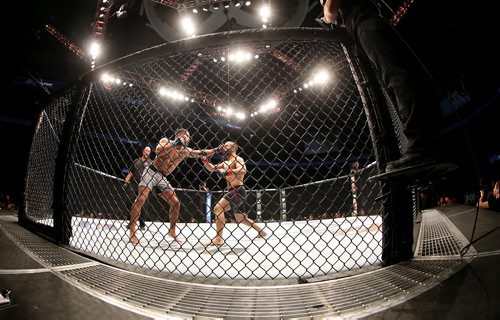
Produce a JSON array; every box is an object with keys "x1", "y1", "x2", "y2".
[
  {"x1": 211, "y1": 197, "x2": 230, "y2": 246},
  {"x1": 160, "y1": 190, "x2": 182, "y2": 243},
  {"x1": 130, "y1": 186, "x2": 151, "y2": 244},
  {"x1": 235, "y1": 213, "x2": 267, "y2": 238},
  {"x1": 127, "y1": 184, "x2": 146, "y2": 230}
]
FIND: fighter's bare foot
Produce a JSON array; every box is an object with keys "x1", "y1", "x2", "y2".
[
  {"x1": 130, "y1": 236, "x2": 139, "y2": 245},
  {"x1": 209, "y1": 238, "x2": 224, "y2": 246},
  {"x1": 167, "y1": 232, "x2": 184, "y2": 244},
  {"x1": 256, "y1": 230, "x2": 268, "y2": 238}
]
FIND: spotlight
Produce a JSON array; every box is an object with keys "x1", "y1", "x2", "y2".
[
  {"x1": 202, "y1": 5, "x2": 209, "y2": 11},
  {"x1": 213, "y1": 3, "x2": 220, "y2": 10},
  {"x1": 232, "y1": 0, "x2": 242, "y2": 7},
  {"x1": 223, "y1": 1, "x2": 230, "y2": 8},
  {"x1": 181, "y1": 16, "x2": 196, "y2": 36}
]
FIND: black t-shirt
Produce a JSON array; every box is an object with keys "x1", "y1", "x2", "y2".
[
  {"x1": 129, "y1": 158, "x2": 152, "y2": 183},
  {"x1": 488, "y1": 196, "x2": 500, "y2": 212}
]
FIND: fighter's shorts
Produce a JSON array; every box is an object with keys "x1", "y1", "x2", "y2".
[
  {"x1": 139, "y1": 166, "x2": 174, "y2": 193},
  {"x1": 223, "y1": 185, "x2": 247, "y2": 215}
]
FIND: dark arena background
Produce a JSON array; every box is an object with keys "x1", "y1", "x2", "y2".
[{"x1": 2, "y1": 1, "x2": 499, "y2": 319}]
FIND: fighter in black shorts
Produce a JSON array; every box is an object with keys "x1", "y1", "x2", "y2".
[
  {"x1": 201, "y1": 141, "x2": 267, "y2": 246},
  {"x1": 224, "y1": 186, "x2": 247, "y2": 218}
]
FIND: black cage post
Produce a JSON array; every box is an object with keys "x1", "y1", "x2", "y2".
[
  {"x1": 343, "y1": 40, "x2": 414, "y2": 265},
  {"x1": 53, "y1": 83, "x2": 93, "y2": 245}
]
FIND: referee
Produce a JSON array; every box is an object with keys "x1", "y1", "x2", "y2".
[{"x1": 124, "y1": 146, "x2": 152, "y2": 230}]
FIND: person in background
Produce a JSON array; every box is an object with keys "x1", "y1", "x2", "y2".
[
  {"x1": 478, "y1": 180, "x2": 500, "y2": 212},
  {"x1": 124, "y1": 146, "x2": 152, "y2": 230},
  {"x1": 320, "y1": 0, "x2": 452, "y2": 177}
]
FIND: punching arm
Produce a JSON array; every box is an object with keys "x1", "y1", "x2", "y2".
[{"x1": 187, "y1": 148, "x2": 217, "y2": 159}]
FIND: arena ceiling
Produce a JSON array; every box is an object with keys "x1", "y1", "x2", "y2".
[{"x1": 7, "y1": 0, "x2": 497, "y2": 91}]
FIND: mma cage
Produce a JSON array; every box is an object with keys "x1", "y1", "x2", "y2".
[{"x1": 21, "y1": 28, "x2": 417, "y2": 283}]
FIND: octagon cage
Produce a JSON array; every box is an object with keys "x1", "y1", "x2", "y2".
[{"x1": 22, "y1": 28, "x2": 414, "y2": 283}]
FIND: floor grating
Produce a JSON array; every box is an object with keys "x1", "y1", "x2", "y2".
[{"x1": 0, "y1": 208, "x2": 473, "y2": 319}]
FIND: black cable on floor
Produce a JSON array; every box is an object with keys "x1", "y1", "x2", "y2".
[{"x1": 455, "y1": 114, "x2": 481, "y2": 258}]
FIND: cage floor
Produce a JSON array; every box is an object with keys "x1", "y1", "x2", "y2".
[
  {"x1": 69, "y1": 215, "x2": 383, "y2": 280},
  {"x1": 1, "y1": 205, "x2": 499, "y2": 319}
]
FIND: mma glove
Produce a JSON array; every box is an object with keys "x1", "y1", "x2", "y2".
[
  {"x1": 214, "y1": 144, "x2": 224, "y2": 154},
  {"x1": 171, "y1": 136, "x2": 187, "y2": 147},
  {"x1": 217, "y1": 169, "x2": 232, "y2": 178}
]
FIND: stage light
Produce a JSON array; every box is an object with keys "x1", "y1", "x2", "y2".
[
  {"x1": 259, "y1": 99, "x2": 277, "y2": 113},
  {"x1": 213, "y1": 3, "x2": 220, "y2": 10},
  {"x1": 223, "y1": 1, "x2": 230, "y2": 8},
  {"x1": 227, "y1": 49, "x2": 255, "y2": 63},
  {"x1": 313, "y1": 70, "x2": 329, "y2": 85},
  {"x1": 232, "y1": 0, "x2": 242, "y2": 7},
  {"x1": 181, "y1": 16, "x2": 196, "y2": 36},
  {"x1": 101, "y1": 73, "x2": 111, "y2": 82},
  {"x1": 245, "y1": 1, "x2": 251, "y2": 6},
  {"x1": 260, "y1": 4, "x2": 271, "y2": 22},
  {"x1": 236, "y1": 112, "x2": 245, "y2": 120},
  {"x1": 89, "y1": 42, "x2": 101, "y2": 60},
  {"x1": 202, "y1": 5, "x2": 209, "y2": 11}
]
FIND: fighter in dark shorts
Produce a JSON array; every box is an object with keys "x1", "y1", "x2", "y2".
[
  {"x1": 224, "y1": 186, "x2": 247, "y2": 217},
  {"x1": 201, "y1": 141, "x2": 267, "y2": 246}
]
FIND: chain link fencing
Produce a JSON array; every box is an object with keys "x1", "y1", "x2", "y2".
[
  {"x1": 22, "y1": 28, "x2": 409, "y2": 281},
  {"x1": 24, "y1": 90, "x2": 76, "y2": 226}
]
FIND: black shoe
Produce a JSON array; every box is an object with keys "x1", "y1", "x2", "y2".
[
  {"x1": 385, "y1": 153, "x2": 440, "y2": 173},
  {"x1": 371, "y1": 152, "x2": 458, "y2": 183}
]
